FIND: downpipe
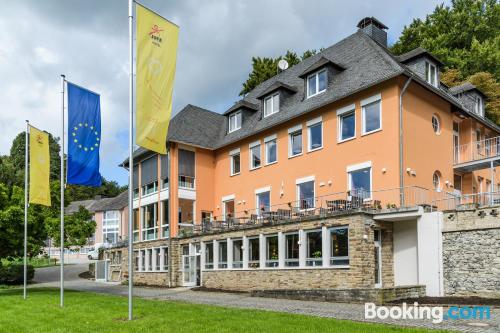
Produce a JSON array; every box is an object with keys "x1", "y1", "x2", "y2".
[{"x1": 399, "y1": 77, "x2": 412, "y2": 207}]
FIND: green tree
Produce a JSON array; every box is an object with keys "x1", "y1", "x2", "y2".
[
  {"x1": 46, "y1": 206, "x2": 96, "y2": 249},
  {"x1": 391, "y1": 0, "x2": 500, "y2": 124},
  {"x1": 239, "y1": 49, "x2": 320, "y2": 96}
]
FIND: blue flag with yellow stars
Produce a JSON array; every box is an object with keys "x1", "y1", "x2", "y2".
[{"x1": 67, "y1": 82, "x2": 102, "y2": 187}]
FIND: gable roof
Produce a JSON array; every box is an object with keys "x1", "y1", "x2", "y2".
[
  {"x1": 66, "y1": 199, "x2": 101, "y2": 214},
  {"x1": 93, "y1": 191, "x2": 128, "y2": 211},
  {"x1": 255, "y1": 81, "x2": 298, "y2": 100},
  {"x1": 298, "y1": 56, "x2": 345, "y2": 78},
  {"x1": 223, "y1": 100, "x2": 259, "y2": 115},
  {"x1": 396, "y1": 47, "x2": 444, "y2": 66},
  {"x1": 449, "y1": 82, "x2": 487, "y2": 97}
]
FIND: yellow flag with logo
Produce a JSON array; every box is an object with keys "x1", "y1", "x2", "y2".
[
  {"x1": 136, "y1": 4, "x2": 179, "y2": 154},
  {"x1": 29, "y1": 126, "x2": 51, "y2": 206}
]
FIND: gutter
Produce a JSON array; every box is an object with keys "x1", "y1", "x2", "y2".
[{"x1": 399, "y1": 77, "x2": 412, "y2": 206}]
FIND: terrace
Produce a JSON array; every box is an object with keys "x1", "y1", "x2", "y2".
[{"x1": 454, "y1": 136, "x2": 500, "y2": 172}]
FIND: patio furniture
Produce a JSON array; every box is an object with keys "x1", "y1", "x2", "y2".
[{"x1": 277, "y1": 208, "x2": 291, "y2": 220}]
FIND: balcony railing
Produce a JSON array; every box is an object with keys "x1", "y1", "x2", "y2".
[
  {"x1": 179, "y1": 176, "x2": 195, "y2": 189},
  {"x1": 454, "y1": 136, "x2": 500, "y2": 165},
  {"x1": 431, "y1": 191, "x2": 500, "y2": 212}
]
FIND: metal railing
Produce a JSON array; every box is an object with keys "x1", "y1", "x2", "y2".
[
  {"x1": 431, "y1": 191, "x2": 500, "y2": 212},
  {"x1": 454, "y1": 136, "x2": 500, "y2": 165}
]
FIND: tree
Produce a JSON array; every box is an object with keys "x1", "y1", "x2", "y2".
[
  {"x1": 391, "y1": 0, "x2": 500, "y2": 124},
  {"x1": 239, "y1": 49, "x2": 320, "y2": 96},
  {"x1": 45, "y1": 206, "x2": 96, "y2": 249}
]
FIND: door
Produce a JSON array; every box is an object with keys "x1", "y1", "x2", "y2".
[
  {"x1": 374, "y1": 230, "x2": 382, "y2": 288},
  {"x1": 223, "y1": 200, "x2": 235, "y2": 221},
  {"x1": 182, "y1": 255, "x2": 198, "y2": 287}
]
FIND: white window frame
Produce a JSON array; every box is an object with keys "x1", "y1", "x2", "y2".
[
  {"x1": 425, "y1": 61, "x2": 438, "y2": 87},
  {"x1": 102, "y1": 210, "x2": 120, "y2": 244},
  {"x1": 228, "y1": 111, "x2": 242, "y2": 133},
  {"x1": 288, "y1": 125, "x2": 303, "y2": 158},
  {"x1": 296, "y1": 176, "x2": 315, "y2": 210},
  {"x1": 431, "y1": 114, "x2": 441, "y2": 134},
  {"x1": 337, "y1": 104, "x2": 356, "y2": 143},
  {"x1": 475, "y1": 96, "x2": 483, "y2": 116},
  {"x1": 305, "y1": 229, "x2": 323, "y2": 267},
  {"x1": 307, "y1": 117, "x2": 323, "y2": 152},
  {"x1": 306, "y1": 69, "x2": 327, "y2": 98},
  {"x1": 347, "y1": 161, "x2": 373, "y2": 200},
  {"x1": 249, "y1": 141, "x2": 261, "y2": 170},
  {"x1": 229, "y1": 148, "x2": 241, "y2": 176},
  {"x1": 329, "y1": 226, "x2": 349, "y2": 267},
  {"x1": 255, "y1": 187, "x2": 271, "y2": 216},
  {"x1": 361, "y1": 94, "x2": 382, "y2": 135},
  {"x1": 263, "y1": 93, "x2": 280, "y2": 118},
  {"x1": 433, "y1": 171, "x2": 442, "y2": 192},
  {"x1": 265, "y1": 234, "x2": 279, "y2": 268},
  {"x1": 264, "y1": 135, "x2": 278, "y2": 165},
  {"x1": 284, "y1": 232, "x2": 300, "y2": 267}
]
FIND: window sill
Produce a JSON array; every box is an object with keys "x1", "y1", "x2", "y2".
[
  {"x1": 230, "y1": 172, "x2": 241, "y2": 177},
  {"x1": 306, "y1": 90, "x2": 326, "y2": 99},
  {"x1": 307, "y1": 146, "x2": 323, "y2": 153},
  {"x1": 265, "y1": 161, "x2": 277, "y2": 166},
  {"x1": 361, "y1": 128, "x2": 382, "y2": 137},
  {"x1": 179, "y1": 186, "x2": 196, "y2": 191},
  {"x1": 288, "y1": 153, "x2": 303, "y2": 159},
  {"x1": 228, "y1": 128, "x2": 241, "y2": 134},
  {"x1": 201, "y1": 265, "x2": 350, "y2": 271},
  {"x1": 249, "y1": 166, "x2": 261, "y2": 171},
  {"x1": 337, "y1": 136, "x2": 356, "y2": 144}
]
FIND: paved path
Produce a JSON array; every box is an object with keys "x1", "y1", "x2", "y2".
[{"x1": 32, "y1": 264, "x2": 498, "y2": 333}]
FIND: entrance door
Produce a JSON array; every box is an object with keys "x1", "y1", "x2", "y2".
[
  {"x1": 374, "y1": 230, "x2": 382, "y2": 288},
  {"x1": 182, "y1": 255, "x2": 198, "y2": 287}
]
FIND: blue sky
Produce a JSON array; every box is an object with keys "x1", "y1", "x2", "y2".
[{"x1": 0, "y1": 0, "x2": 449, "y2": 185}]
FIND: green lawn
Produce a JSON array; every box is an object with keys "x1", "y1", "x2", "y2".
[
  {"x1": 2, "y1": 257, "x2": 57, "y2": 268},
  {"x1": 0, "y1": 288, "x2": 452, "y2": 333}
]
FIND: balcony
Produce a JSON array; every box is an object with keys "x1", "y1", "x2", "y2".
[{"x1": 454, "y1": 136, "x2": 500, "y2": 172}]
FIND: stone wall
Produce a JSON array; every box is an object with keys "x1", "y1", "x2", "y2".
[{"x1": 442, "y1": 206, "x2": 500, "y2": 298}]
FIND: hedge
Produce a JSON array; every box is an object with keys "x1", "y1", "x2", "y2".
[{"x1": 0, "y1": 264, "x2": 35, "y2": 284}]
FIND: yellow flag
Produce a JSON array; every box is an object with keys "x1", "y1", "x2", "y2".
[
  {"x1": 29, "y1": 126, "x2": 51, "y2": 206},
  {"x1": 136, "y1": 4, "x2": 179, "y2": 154}
]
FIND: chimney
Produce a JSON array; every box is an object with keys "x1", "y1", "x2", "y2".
[{"x1": 357, "y1": 17, "x2": 388, "y2": 47}]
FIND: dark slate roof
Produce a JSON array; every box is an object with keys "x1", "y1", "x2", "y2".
[
  {"x1": 396, "y1": 47, "x2": 444, "y2": 66},
  {"x1": 66, "y1": 199, "x2": 100, "y2": 214},
  {"x1": 223, "y1": 100, "x2": 259, "y2": 115},
  {"x1": 255, "y1": 81, "x2": 298, "y2": 99},
  {"x1": 298, "y1": 56, "x2": 345, "y2": 78},
  {"x1": 93, "y1": 191, "x2": 128, "y2": 211},
  {"x1": 449, "y1": 82, "x2": 487, "y2": 97},
  {"x1": 120, "y1": 147, "x2": 157, "y2": 167}
]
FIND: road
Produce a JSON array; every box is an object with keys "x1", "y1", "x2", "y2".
[{"x1": 31, "y1": 264, "x2": 498, "y2": 333}]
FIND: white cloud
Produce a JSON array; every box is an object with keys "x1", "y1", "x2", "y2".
[{"x1": 34, "y1": 47, "x2": 59, "y2": 64}]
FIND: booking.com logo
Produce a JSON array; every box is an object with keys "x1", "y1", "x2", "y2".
[{"x1": 365, "y1": 302, "x2": 491, "y2": 324}]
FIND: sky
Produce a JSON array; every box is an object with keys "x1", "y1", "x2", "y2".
[{"x1": 0, "y1": 0, "x2": 449, "y2": 185}]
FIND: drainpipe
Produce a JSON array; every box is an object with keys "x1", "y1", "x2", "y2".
[{"x1": 399, "y1": 77, "x2": 412, "y2": 207}]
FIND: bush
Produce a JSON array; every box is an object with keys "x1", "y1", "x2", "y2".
[{"x1": 0, "y1": 264, "x2": 34, "y2": 285}]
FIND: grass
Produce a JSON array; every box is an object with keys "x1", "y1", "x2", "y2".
[
  {"x1": 0, "y1": 288, "x2": 453, "y2": 333},
  {"x1": 1, "y1": 257, "x2": 58, "y2": 268}
]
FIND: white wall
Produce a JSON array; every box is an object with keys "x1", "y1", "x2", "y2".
[
  {"x1": 393, "y1": 220, "x2": 419, "y2": 286},
  {"x1": 417, "y1": 212, "x2": 444, "y2": 296}
]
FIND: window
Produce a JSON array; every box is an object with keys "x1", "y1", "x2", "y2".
[
  {"x1": 154, "y1": 248, "x2": 161, "y2": 271},
  {"x1": 230, "y1": 150, "x2": 240, "y2": 175},
  {"x1": 264, "y1": 93, "x2": 279, "y2": 117},
  {"x1": 162, "y1": 247, "x2": 169, "y2": 271},
  {"x1": 307, "y1": 118, "x2": 322, "y2": 151},
  {"x1": 307, "y1": 69, "x2": 327, "y2": 98},
  {"x1": 256, "y1": 190, "x2": 271, "y2": 216},
  {"x1": 228, "y1": 111, "x2": 242, "y2": 133},
  {"x1": 103, "y1": 210, "x2": 119, "y2": 244},
  {"x1": 425, "y1": 61, "x2": 437, "y2": 87},
  {"x1": 140, "y1": 250, "x2": 146, "y2": 271},
  {"x1": 348, "y1": 166, "x2": 372, "y2": 199},
  {"x1": 433, "y1": 171, "x2": 441, "y2": 191},
  {"x1": 146, "y1": 248, "x2": 153, "y2": 271},
  {"x1": 265, "y1": 235, "x2": 279, "y2": 267},
  {"x1": 205, "y1": 242, "x2": 214, "y2": 269},
  {"x1": 218, "y1": 241, "x2": 227, "y2": 268},
  {"x1": 133, "y1": 188, "x2": 139, "y2": 199},
  {"x1": 431, "y1": 114, "x2": 440, "y2": 134},
  {"x1": 178, "y1": 199, "x2": 194, "y2": 225},
  {"x1": 285, "y1": 233, "x2": 299, "y2": 267},
  {"x1": 178, "y1": 149, "x2": 195, "y2": 189},
  {"x1": 362, "y1": 96, "x2": 381, "y2": 134},
  {"x1": 232, "y1": 239, "x2": 243, "y2": 268},
  {"x1": 142, "y1": 181, "x2": 158, "y2": 196},
  {"x1": 454, "y1": 174, "x2": 462, "y2": 191},
  {"x1": 250, "y1": 143, "x2": 261, "y2": 169},
  {"x1": 133, "y1": 209, "x2": 139, "y2": 242},
  {"x1": 223, "y1": 199, "x2": 235, "y2": 221},
  {"x1": 142, "y1": 203, "x2": 157, "y2": 241},
  {"x1": 134, "y1": 251, "x2": 139, "y2": 271},
  {"x1": 330, "y1": 227, "x2": 349, "y2": 266},
  {"x1": 161, "y1": 200, "x2": 169, "y2": 238},
  {"x1": 289, "y1": 128, "x2": 303, "y2": 157},
  {"x1": 297, "y1": 180, "x2": 315, "y2": 209},
  {"x1": 474, "y1": 96, "x2": 483, "y2": 115},
  {"x1": 306, "y1": 230, "x2": 322, "y2": 266},
  {"x1": 265, "y1": 136, "x2": 277, "y2": 165},
  {"x1": 338, "y1": 105, "x2": 356, "y2": 142},
  {"x1": 248, "y1": 237, "x2": 260, "y2": 268}
]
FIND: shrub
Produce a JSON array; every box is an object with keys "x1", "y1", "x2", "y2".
[{"x1": 0, "y1": 264, "x2": 34, "y2": 285}]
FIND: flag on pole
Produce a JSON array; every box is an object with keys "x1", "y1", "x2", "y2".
[
  {"x1": 29, "y1": 126, "x2": 51, "y2": 206},
  {"x1": 136, "y1": 3, "x2": 179, "y2": 154},
  {"x1": 67, "y1": 82, "x2": 102, "y2": 186}
]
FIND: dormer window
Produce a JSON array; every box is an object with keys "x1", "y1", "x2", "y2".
[
  {"x1": 228, "y1": 111, "x2": 242, "y2": 133},
  {"x1": 425, "y1": 61, "x2": 438, "y2": 87},
  {"x1": 307, "y1": 69, "x2": 327, "y2": 98},
  {"x1": 474, "y1": 96, "x2": 483, "y2": 115},
  {"x1": 264, "y1": 93, "x2": 279, "y2": 118}
]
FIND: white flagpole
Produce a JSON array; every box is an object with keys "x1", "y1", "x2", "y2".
[
  {"x1": 60, "y1": 74, "x2": 65, "y2": 308},
  {"x1": 23, "y1": 120, "x2": 29, "y2": 299},
  {"x1": 128, "y1": 0, "x2": 134, "y2": 321}
]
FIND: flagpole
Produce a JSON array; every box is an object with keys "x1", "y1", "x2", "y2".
[
  {"x1": 23, "y1": 120, "x2": 29, "y2": 300},
  {"x1": 128, "y1": 0, "x2": 134, "y2": 321},
  {"x1": 60, "y1": 74, "x2": 66, "y2": 308}
]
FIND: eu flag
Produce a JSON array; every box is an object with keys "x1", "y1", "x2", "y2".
[{"x1": 67, "y1": 82, "x2": 102, "y2": 186}]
